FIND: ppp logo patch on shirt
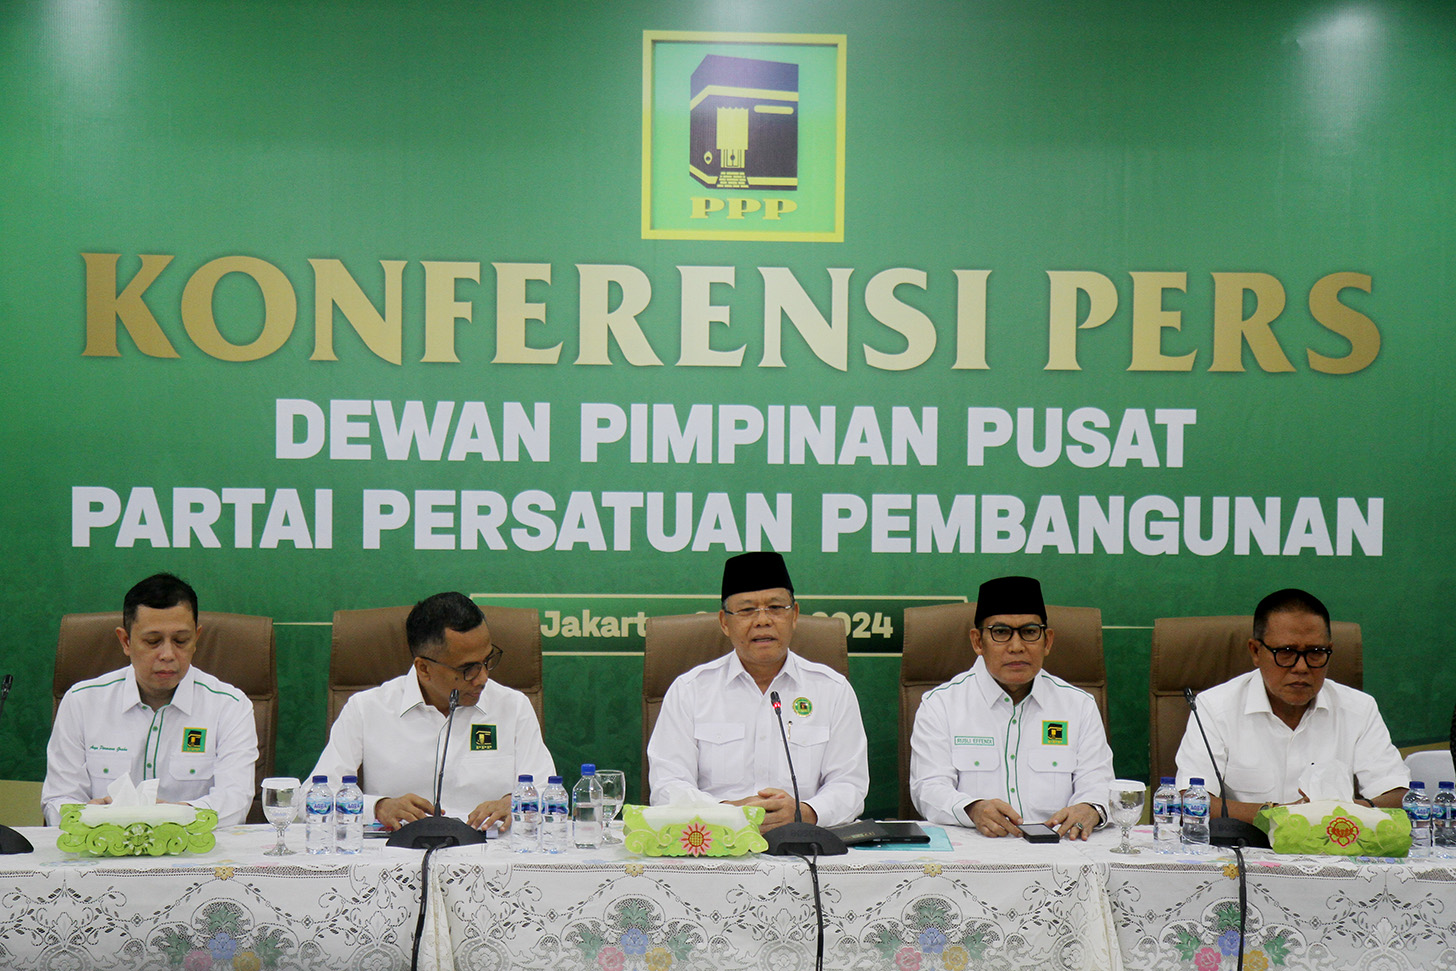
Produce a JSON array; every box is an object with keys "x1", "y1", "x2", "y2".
[
  {"x1": 471, "y1": 724, "x2": 497, "y2": 751},
  {"x1": 792, "y1": 697, "x2": 813, "y2": 717},
  {"x1": 1042, "y1": 721, "x2": 1068, "y2": 746},
  {"x1": 182, "y1": 728, "x2": 207, "y2": 753}
]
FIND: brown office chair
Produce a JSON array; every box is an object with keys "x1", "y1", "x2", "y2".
[
  {"x1": 640, "y1": 611, "x2": 849, "y2": 803},
  {"x1": 54, "y1": 611, "x2": 277, "y2": 824},
  {"x1": 898, "y1": 601, "x2": 1106, "y2": 819},
  {"x1": 1148, "y1": 615, "x2": 1363, "y2": 787},
  {"x1": 328, "y1": 604, "x2": 544, "y2": 731}
]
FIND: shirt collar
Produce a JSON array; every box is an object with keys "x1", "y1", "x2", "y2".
[
  {"x1": 971, "y1": 656, "x2": 1044, "y2": 710},
  {"x1": 724, "y1": 649, "x2": 800, "y2": 692},
  {"x1": 400, "y1": 670, "x2": 491, "y2": 718},
  {"x1": 1241, "y1": 670, "x2": 1331, "y2": 718},
  {"x1": 122, "y1": 666, "x2": 200, "y2": 714}
]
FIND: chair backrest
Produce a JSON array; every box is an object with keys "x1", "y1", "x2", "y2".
[
  {"x1": 1148, "y1": 615, "x2": 1363, "y2": 787},
  {"x1": 898, "y1": 601, "x2": 1106, "y2": 819},
  {"x1": 640, "y1": 611, "x2": 849, "y2": 803},
  {"x1": 1405, "y1": 749, "x2": 1456, "y2": 791},
  {"x1": 54, "y1": 611, "x2": 277, "y2": 824},
  {"x1": 328, "y1": 604, "x2": 543, "y2": 731}
]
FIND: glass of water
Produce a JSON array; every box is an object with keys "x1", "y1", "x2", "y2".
[
  {"x1": 1109, "y1": 779, "x2": 1146, "y2": 855},
  {"x1": 597, "y1": 770, "x2": 626, "y2": 844},
  {"x1": 261, "y1": 777, "x2": 300, "y2": 856}
]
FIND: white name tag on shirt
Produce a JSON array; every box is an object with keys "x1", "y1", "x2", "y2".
[{"x1": 954, "y1": 736, "x2": 994, "y2": 746}]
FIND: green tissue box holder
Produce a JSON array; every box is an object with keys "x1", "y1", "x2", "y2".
[
  {"x1": 622, "y1": 803, "x2": 768, "y2": 857},
  {"x1": 1255, "y1": 800, "x2": 1411, "y2": 857},
  {"x1": 57, "y1": 803, "x2": 219, "y2": 856}
]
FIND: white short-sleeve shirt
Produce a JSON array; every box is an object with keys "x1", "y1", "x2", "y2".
[
  {"x1": 42, "y1": 665, "x2": 258, "y2": 826},
  {"x1": 309, "y1": 673, "x2": 556, "y2": 821},
  {"x1": 1175, "y1": 671, "x2": 1409, "y2": 802},
  {"x1": 910, "y1": 657, "x2": 1114, "y2": 828}
]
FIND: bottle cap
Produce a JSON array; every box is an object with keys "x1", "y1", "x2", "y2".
[
  {"x1": 1189, "y1": 777, "x2": 1204, "y2": 787},
  {"x1": 1413, "y1": 781, "x2": 1426, "y2": 789},
  {"x1": 548, "y1": 776, "x2": 563, "y2": 785},
  {"x1": 519, "y1": 774, "x2": 533, "y2": 783},
  {"x1": 582, "y1": 764, "x2": 596, "y2": 775},
  {"x1": 342, "y1": 775, "x2": 357, "y2": 784},
  {"x1": 1441, "y1": 781, "x2": 1455, "y2": 789},
  {"x1": 313, "y1": 775, "x2": 328, "y2": 783},
  {"x1": 1160, "y1": 777, "x2": 1175, "y2": 784}
]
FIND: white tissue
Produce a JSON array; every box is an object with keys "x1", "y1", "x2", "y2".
[
  {"x1": 641, "y1": 799, "x2": 753, "y2": 829},
  {"x1": 77, "y1": 773, "x2": 196, "y2": 826},
  {"x1": 1297, "y1": 762, "x2": 1355, "y2": 802}
]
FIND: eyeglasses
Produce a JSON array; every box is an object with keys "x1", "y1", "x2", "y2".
[
  {"x1": 1256, "y1": 639, "x2": 1332, "y2": 668},
  {"x1": 981, "y1": 623, "x2": 1047, "y2": 643},
  {"x1": 420, "y1": 645, "x2": 504, "y2": 681},
  {"x1": 722, "y1": 602, "x2": 796, "y2": 619}
]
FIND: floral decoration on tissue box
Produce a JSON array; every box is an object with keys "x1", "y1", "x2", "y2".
[
  {"x1": 57, "y1": 803, "x2": 219, "y2": 856},
  {"x1": 622, "y1": 803, "x2": 768, "y2": 857},
  {"x1": 1255, "y1": 800, "x2": 1410, "y2": 857}
]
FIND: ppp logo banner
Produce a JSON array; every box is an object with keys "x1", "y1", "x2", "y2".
[{"x1": 642, "y1": 31, "x2": 846, "y2": 242}]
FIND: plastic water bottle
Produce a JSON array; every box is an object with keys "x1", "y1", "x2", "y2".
[
  {"x1": 1434, "y1": 782, "x2": 1456, "y2": 855},
  {"x1": 1405, "y1": 782, "x2": 1433, "y2": 857},
  {"x1": 334, "y1": 775, "x2": 363, "y2": 854},
  {"x1": 512, "y1": 775, "x2": 540, "y2": 852},
  {"x1": 541, "y1": 776, "x2": 570, "y2": 853},
  {"x1": 1153, "y1": 777, "x2": 1181, "y2": 850},
  {"x1": 572, "y1": 764, "x2": 604, "y2": 848},
  {"x1": 305, "y1": 775, "x2": 334, "y2": 854},
  {"x1": 1181, "y1": 777, "x2": 1210, "y2": 848}
]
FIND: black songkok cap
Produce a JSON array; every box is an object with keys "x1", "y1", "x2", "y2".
[
  {"x1": 721, "y1": 551, "x2": 794, "y2": 602},
  {"x1": 974, "y1": 576, "x2": 1046, "y2": 626}
]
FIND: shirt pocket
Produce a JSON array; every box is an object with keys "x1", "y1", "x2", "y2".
[
  {"x1": 85, "y1": 750, "x2": 132, "y2": 793},
  {"x1": 788, "y1": 725, "x2": 831, "y2": 787},
  {"x1": 1225, "y1": 756, "x2": 1280, "y2": 801},
  {"x1": 695, "y1": 722, "x2": 746, "y2": 787},
  {"x1": 167, "y1": 753, "x2": 217, "y2": 796},
  {"x1": 951, "y1": 744, "x2": 1002, "y2": 779}
]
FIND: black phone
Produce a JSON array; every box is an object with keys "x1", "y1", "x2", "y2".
[{"x1": 1020, "y1": 823, "x2": 1060, "y2": 843}]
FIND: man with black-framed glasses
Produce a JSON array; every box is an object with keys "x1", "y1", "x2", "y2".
[
  {"x1": 309, "y1": 592, "x2": 555, "y2": 832},
  {"x1": 647, "y1": 551, "x2": 869, "y2": 831},
  {"x1": 910, "y1": 576, "x2": 1113, "y2": 840},
  {"x1": 1174, "y1": 588, "x2": 1408, "y2": 823}
]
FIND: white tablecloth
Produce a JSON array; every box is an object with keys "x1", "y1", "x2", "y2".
[{"x1": 5, "y1": 823, "x2": 1456, "y2": 970}]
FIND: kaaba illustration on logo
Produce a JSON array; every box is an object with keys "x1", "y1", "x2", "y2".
[{"x1": 689, "y1": 54, "x2": 798, "y2": 190}]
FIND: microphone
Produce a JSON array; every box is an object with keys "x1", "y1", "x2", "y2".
[
  {"x1": 761, "y1": 690, "x2": 846, "y2": 856},
  {"x1": 387, "y1": 687, "x2": 487, "y2": 849},
  {"x1": 0, "y1": 675, "x2": 34, "y2": 854},
  {"x1": 1183, "y1": 688, "x2": 1269, "y2": 848}
]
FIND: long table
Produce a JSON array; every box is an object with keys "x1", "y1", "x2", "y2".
[{"x1": 3, "y1": 823, "x2": 1455, "y2": 969}]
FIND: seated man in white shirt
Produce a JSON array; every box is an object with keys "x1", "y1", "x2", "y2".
[
  {"x1": 310, "y1": 592, "x2": 555, "y2": 831},
  {"x1": 647, "y1": 551, "x2": 869, "y2": 831},
  {"x1": 910, "y1": 576, "x2": 1113, "y2": 840},
  {"x1": 43, "y1": 573, "x2": 258, "y2": 826},
  {"x1": 1175, "y1": 588, "x2": 1409, "y2": 822}
]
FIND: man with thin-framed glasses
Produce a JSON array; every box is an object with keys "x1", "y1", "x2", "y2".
[
  {"x1": 910, "y1": 575, "x2": 1114, "y2": 839},
  {"x1": 309, "y1": 592, "x2": 555, "y2": 832},
  {"x1": 647, "y1": 551, "x2": 869, "y2": 831},
  {"x1": 1174, "y1": 588, "x2": 1408, "y2": 823}
]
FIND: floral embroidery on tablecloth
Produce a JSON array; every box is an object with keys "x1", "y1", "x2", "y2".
[
  {"x1": 568, "y1": 896, "x2": 699, "y2": 969},
  {"x1": 153, "y1": 901, "x2": 290, "y2": 969}
]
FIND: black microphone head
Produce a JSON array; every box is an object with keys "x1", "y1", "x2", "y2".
[
  {"x1": 1183, "y1": 687, "x2": 1197, "y2": 710},
  {"x1": 0, "y1": 674, "x2": 11, "y2": 697},
  {"x1": 770, "y1": 690, "x2": 781, "y2": 709},
  {"x1": 448, "y1": 688, "x2": 460, "y2": 709}
]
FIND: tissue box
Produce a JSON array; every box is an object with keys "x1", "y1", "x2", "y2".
[
  {"x1": 1255, "y1": 800, "x2": 1411, "y2": 857},
  {"x1": 56, "y1": 803, "x2": 219, "y2": 857},
  {"x1": 621, "y1": 803, "x2": 768, "y2": 857}
]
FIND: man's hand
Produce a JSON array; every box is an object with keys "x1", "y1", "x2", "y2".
[
  {"x1": 375, "y1": 793, "x2": 435, "y2": 829},
  {"x1": 1047, "y1": 803, "x2": 1100, "y2": 840},
  {"x1": 87, "y1": 796, "x2": 113, "y2": 806},
  {"x1": 467, "y1": 796, "x2": 512, "y2": 831},
  {"x1": 967, "y1": 798, "x2": 1023, "y2": 837},
  {"x1": 727, "y1": 788, "x2": 814, "y2": 832}
]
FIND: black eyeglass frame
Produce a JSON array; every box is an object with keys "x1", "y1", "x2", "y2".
[
  {"x1": 979, "y1": 623, "x2": 1048, "y2": 643},
  {"x1": 1255, "y1": 638, "x2": 1333, "y2": 669},
  {"x1": 419, "y1": 644, "x2": 504, "y2": 681},
  {"x1": 721, "y1": 602, "x2": 797, "y2": 618}
]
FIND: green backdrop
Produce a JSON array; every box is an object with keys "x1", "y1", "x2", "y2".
[{"x1": 3, "y1": 0, "x2": 1453, "y2": 818}]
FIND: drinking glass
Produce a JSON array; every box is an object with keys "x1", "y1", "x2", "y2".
[
  {"x1": 597, "y1": 770, "x2": 626, "y2": 844},
  {"x1": 261, "y1": 777, "x2": 300, "y2": 856},
  {"x1": 1108, "y1": 779, "x2": 1146, "y2": 855}
]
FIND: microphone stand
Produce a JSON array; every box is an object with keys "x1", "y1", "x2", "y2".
[
  {"x1": 1182, "y1": 687, "x2": 1269, "y2": 849},
  {"x1": 763, "y1": 690, "x2": 846, "y2": 857},
  {"x1": 388, "y1": 688, "x2": 488, "y2": 849},
  {"x1": 0, "y1": 675, "x2": 34, "y2": 854}
]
